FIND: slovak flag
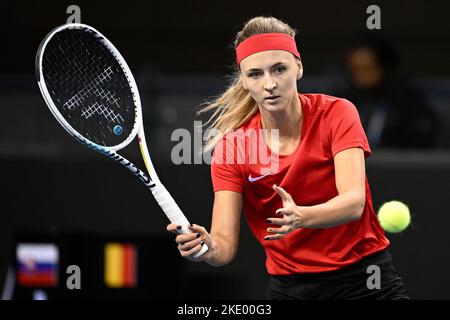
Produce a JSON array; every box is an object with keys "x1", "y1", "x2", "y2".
[{"x1": 16, "y1": 243, "x2": 59, "y2": 287}]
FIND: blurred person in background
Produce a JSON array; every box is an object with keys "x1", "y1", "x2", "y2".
[{"x1": 335, "y1": 35, "x2": 438, "y2": 149}]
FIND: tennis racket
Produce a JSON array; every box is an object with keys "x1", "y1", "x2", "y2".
[{"x1": 35, "y1": 23, "x2": 208, "y2": 258}]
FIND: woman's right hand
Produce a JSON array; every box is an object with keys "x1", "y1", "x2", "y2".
[{"x1": 166, "y1": 223, "x2": 213, "y2": 262}]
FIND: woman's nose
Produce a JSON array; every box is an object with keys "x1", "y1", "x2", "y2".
[{"x1": 264, "y1": 75, "x2": 277, "y2": 91}]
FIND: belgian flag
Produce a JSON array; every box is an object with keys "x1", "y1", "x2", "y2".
[{"x1": 104, "y1": 243, "x2": 137, "y2": 288}]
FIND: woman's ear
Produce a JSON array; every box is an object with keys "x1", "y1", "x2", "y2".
[{"x1": 297, "y1": 60, "x2": 303, "y2": 80}]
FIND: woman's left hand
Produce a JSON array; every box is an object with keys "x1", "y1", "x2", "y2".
[{"x1": 265, "y1": 184, "x2": 305, "y2": 240}]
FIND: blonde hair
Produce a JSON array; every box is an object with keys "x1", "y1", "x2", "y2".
[{"x1": 198, "y1": 16, "x2": 298, "y2": 153}]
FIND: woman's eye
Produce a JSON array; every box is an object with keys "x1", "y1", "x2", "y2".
[
  {"x1": 249, "y1": 72, "x2": 261, "y2": 78},
  {"x1": 274, "y1": 66, "x2": 286, "y2": 74}
]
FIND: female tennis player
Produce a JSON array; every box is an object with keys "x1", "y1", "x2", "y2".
[{"x1": 167, "y1": 16, "x2": 409, "y2": 299}]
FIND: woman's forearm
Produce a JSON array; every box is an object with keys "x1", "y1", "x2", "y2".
[
  {"x1": 205, "y1": 234, "x2": 238, "y2": 267},
  {"x1": 301, "y1": 191, "x2": 366, "y2": 229}
]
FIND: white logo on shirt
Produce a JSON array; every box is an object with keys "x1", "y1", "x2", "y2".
[{"x1": 248, "y1": 172, "x2": 272, "y2": 182}]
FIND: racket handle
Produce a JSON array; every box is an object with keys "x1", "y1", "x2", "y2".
[{"x1": 151, "y1": 184, "x2": 208, "y2": 258}]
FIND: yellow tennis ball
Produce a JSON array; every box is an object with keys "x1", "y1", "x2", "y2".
[{"x1": 377, "y1": 201, "x2": 411, "y2": 233}]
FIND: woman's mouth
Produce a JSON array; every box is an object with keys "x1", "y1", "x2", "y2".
[{"x1": 265, "y1": 95, "x2": 280, "y2": 102}]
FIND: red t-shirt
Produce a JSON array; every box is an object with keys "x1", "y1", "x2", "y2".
[{"x1": 211, "y1": 93, "x2": 389, "y2": 275}]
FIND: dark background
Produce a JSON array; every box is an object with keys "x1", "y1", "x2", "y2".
[{"x1": 1, "y1": 0, "x2": 449, "y2": 299}]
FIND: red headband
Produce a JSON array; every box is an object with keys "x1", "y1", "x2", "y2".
[{"x1": 236, "y1": 33, "x2": 301, "y2": 66}]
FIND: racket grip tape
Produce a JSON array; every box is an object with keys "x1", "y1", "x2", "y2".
[{"x1": 151, "y1": 184, "x2": 208, "y2": 258}]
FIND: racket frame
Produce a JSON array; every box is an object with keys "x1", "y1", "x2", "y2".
[
  {"x1": 36, "y1": 23, "x2": 139, "y2": 152},
  {"x1": 36, "y1": 23, "x2": 207, "y2": 257}
]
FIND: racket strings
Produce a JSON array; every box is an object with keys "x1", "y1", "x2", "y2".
[
  {"x1": 42, "y1": 27, "x2": 137, "y2": 147},
  {"x1": 63, "y1": 66, "x2": 114, "y2": 111}
]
